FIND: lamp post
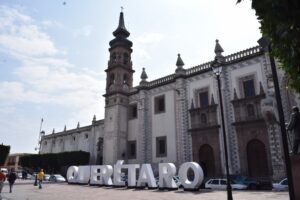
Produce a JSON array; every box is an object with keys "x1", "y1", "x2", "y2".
[
  {"x1": 211, "y1": 59, "x2": 233, "y2": 200},
  {"x1": 257, "y1": 37, "x2": 295, "y2": 200},
  {"x1": 35, "y1": 118, "x2": 44, "y2": 154}
]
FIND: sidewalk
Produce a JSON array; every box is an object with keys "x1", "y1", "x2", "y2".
[{"x1": 0, "y1": 180, "x2": 289, "y2": 200}]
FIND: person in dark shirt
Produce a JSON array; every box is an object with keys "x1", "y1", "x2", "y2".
[
  {"x1": 287, "y1": 106, "x2": 300, "y2": 154},
  {"x1": 7, "y1": 169, "x2": 17, "y2": 193}
]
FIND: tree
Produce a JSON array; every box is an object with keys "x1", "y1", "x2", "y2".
[
  {"x1": 0, "y1": 144, "x2": 10, "y2": 165},
  {"x1": 237, "y1": 0, "x2": 300, "y2": 94},
  {"x1": 19, "y1": 151, "x2": 90, "y2": 173}
]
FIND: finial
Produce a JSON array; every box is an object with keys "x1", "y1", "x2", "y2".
[
  {"x1": 52, "y1": 128, "x2": 55, "y2": 134},
  {"x1": 214, "y1": 39, "x2": 224, "y2": 56},
  {"x1": 121, "y1": 6, "x2": 124, "y2": 12},
  {"x1": 64, "y1": 125, "x2": 66, "y2": 132},
  {"x1": 175, "y1": 53, "x2": 185, "y2": 75},
  {"x1": 176, "y1": 53, "x2": 185, "y2": 68},
  {"x1": 259, "y1": 81, "x2": 265, "y2": 95},
  {"x1": 233, "y1": 88, "x2": 238, "y2": 100},
  {"x1": 77, "y1": 122, "x2": 80, "y2": 128},
  {"x1": 140, "y1": 68, "x2": 148, "y2": 81},
  {"x1": 190, "y1": 99, "x2": 195, "y2": 109},
  {"x1": 93, "y1": 115, "x2": 96, "y2": 122},
  {"x1": 211, "y1": 94, "x2": 215, "y2": 105}
]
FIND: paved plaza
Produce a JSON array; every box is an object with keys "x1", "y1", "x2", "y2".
[{"x1": 0, "y1": 180, "x2": 289, "y2": 200}]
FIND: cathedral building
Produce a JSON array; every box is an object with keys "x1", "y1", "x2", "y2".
[{"x1": 40, "y1": 12, "x2": 299, "y2": 180}]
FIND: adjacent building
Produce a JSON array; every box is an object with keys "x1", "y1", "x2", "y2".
[{"x1": 40, "y1": 12, "x2": 299, "y2": 180}]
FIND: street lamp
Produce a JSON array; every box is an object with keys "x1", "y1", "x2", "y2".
[
  {"x1": 35, "y1": 118, "x2": 44, "y2": 154},
  {"x1": 257, "y1": 36, "x2": 295, "y2": 200},
  {"x1": 211, "y1": 57, "x2": 233, "y2": 200}
]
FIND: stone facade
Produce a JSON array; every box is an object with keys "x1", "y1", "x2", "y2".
[{"x1": 40, "y1": 12, "x2": 299, "y2": 181}]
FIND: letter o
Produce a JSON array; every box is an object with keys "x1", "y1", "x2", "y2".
[
  {"x1": 67, "y1": 166, "x2": 79, "y2": 183},
  {"x1": 178, "y1": 162, "x2": 204, "y2": 189}
]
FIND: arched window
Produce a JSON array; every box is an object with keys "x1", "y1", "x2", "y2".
[
  {"x1": 97, "y1": 138, "x2": 103, "y2": 152},
  {"x1": 110, "y1": 73, "x2": 115, "y2": 85},
  {"x1": 247, "y1": 104, "x2": 255, "y2": 117},
  {"x1": 111, "y1": 52, "x2": 117, "y2": 63},
  {"x1": 201, "y1": 113, "x2": 207, "y2": 124},
  {"x1": 123, "y1": 74, "x2": 128, "y2": 84},
  {"x1": 123, "y1": 53, "x2": 129, "y2": 65}
]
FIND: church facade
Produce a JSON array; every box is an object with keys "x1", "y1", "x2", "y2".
[{"x1": 40, "y1": 12, "x2": 299, "y2": 181}]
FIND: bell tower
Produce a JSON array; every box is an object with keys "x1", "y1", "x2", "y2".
[{"x1": 103, "y1": 11, "x2": 134, "y2": 165}]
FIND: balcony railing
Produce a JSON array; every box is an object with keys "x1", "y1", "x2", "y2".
[
  {"x1": 189, "y1": 104, "x2": 219, "y2": 131},
  {"x1": 231, "y1": 94, "x2": 266, "y2": 125}
]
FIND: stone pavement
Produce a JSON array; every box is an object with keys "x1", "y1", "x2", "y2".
[{"x1": 0, "y1": 180, "x2": 289, "y2": 200}]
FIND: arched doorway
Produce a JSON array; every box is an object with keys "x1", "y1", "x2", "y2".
[
  {"x1": 199, "y1": 144, "x2": 215, "y2": 177},
  {"x1": 247, "y1": 139, "x2": 269, "y2": 178}
]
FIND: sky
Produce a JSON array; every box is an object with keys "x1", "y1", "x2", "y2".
[{"x1": 0, "y1": 0, "x2": 261, "y2": 154}]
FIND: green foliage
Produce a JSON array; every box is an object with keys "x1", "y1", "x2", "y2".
[
  {"x1": 19, "y1": 151, "x2": 90, "y2": 173},
  {"x1": 237, "y1": 0, "x2": 300, "y2": 94},
  {"x1": 0, "y1": 144, "x2": 10, "y2": 165}
]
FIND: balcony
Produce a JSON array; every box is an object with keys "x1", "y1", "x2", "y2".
[
  {"x1": 231, "y1": 94, "x2": 266, "y2": 126},
  {"x1": 189, "y1": 104, "x2": 219, "y2": 132}
]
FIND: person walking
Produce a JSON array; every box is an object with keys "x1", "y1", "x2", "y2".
[
  {"x1": 0, "y1": 170, "x2": 6, "y2": 197},
  {"x1": 287, "y1": 106, "x2": 300, "y2": 154},
  {"x1": 7, "y1": 168, "x2": 17, "y2": 193},
  {"x1": 37, "y1": 169, "x2": 45, "y2": 189}
]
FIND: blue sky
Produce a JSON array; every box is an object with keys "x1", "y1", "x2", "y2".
[{"x1": 0, "y1": 0, "x2": 261, "y2": 153}]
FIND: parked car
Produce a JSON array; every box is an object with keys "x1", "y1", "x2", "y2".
[
  {"x1": 49, "y1": 174, "x2": 66, "y2": 182},
  {"x1": 26, "y1": 173, "x2": 33, "y2": 180},
  {"x1": 17, "y1": 172, "x2": 23, "y2": 179},
  {"x1": 155, "y1": 176, "x2": 182, "y2": 188},
  {"x1": 172, "y1": 176, "x2": 182, "y2": 188},
  {"x1": 230, "y1": 175, "x2": 259, "y2": 190},
  {"x1": 0, "y1": 168, "x2": 8, "y2": 176},
  {"x1": 272, "y1": 178, "x2": 288, "y2": 191},
  {"x1": 44, "y1": 174, "x2": 50, "y2": 181},
  {"x1": 205, "y1": 178, "x2": 247, "y2": 190}
]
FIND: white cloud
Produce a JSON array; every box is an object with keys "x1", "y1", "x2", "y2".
[
  {"x1": 41, "y1": 20, "x2": 63, "y2": 29},
  {"x1": 133, "y1": 32, "x2": 165, "y2": 60},
  {"x1": 0, "y1": 6, "x2": 59, "y2": 56},
  {"x1": 0, "y1": 5, "x2": 106, "y2": 139},
  {"x1": 73, "y1": 25, "x2": 94, "y2": 38},
  {"x1": 136, "y1": 32, "x2": 164, "y2": 44}
]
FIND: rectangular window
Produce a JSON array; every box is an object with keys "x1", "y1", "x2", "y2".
[
  {"x1": 156, "y1": 136, "x2": 167, "y2": 157},
  {"x1": 154, "y1": 95, "x2": 165, "y2": 114},
  {"x1": 127, "y1": 140, "x2": 136, "y2": 159},
  {"x1": 129, "y1": 103, "x2": 138, "y2": 119},
  {"x1": 243, "y1": 79, "x2": 255, "y2": 97},
  {"x1": 199, "y1": 91, "x2": 209, "y2": 107}
]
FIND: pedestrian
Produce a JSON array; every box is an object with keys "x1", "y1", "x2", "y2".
[
  {"x1": 37, "y1": 169, "x2": 44, "y2": 189},
  {"x1": 287, "y1": 106, "x2": 300, "y2": 154},
  {"x1": 0, "y1": 170, "x2": 6, "y2": 197},
  {"x1": 7, "y1": 168, "x2": 17, "y2": 193}
]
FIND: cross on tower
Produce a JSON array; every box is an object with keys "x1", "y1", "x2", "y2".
[{"x1": 121, "y1": 6, "x2": 124, "y2": 12}]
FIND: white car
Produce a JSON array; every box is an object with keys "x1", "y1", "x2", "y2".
[
  {"x1": 155, "y1": 176, "x2": 182, "y2": 188},
  {"x1": 44, "y1": 174, "x2": 50, "y2": 181},
  {"x1": 49, "y1": 174, "x2": 66, "y2": 182},
  {"x1": 0, "y1": 168, "x2": 8, "y2": 176},
  {"x1": 272, "y1": 178, "x2": 288, "y2": 191},
  {"x1": 205, "y1": 178, "x2": 247, "y2": 190}
]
